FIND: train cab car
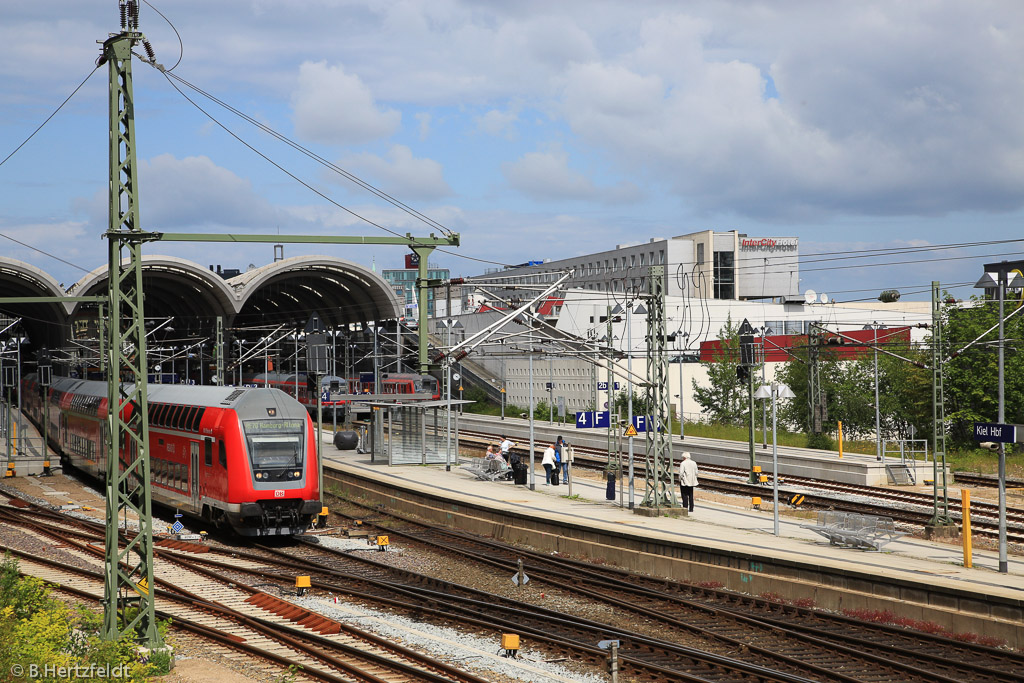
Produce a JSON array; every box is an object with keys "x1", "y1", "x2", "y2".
[
  {"x1": 23, "y1": 375, "x2": 321, "y2": 536},
  {"x1": 246, "y1": 371, "x2": 353, "y2": 416},
  {"x1": 347, "y1": 372, "x2": 440, "y2": 399}
]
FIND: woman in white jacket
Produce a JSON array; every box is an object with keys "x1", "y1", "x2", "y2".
[
  {"x1": 541, "y1": 445, "x2": 557, "y2": 485},
  {"x1": 678, "y1": 452, "x2": 699, "y2": 512}
]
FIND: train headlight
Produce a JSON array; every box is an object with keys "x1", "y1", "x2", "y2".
[
  {"x1": 293, "y1": 471, "x2": 301, "y2": 478},
  {"x1": 255, "y1": 472, "x2": 263, "y2": 479}
]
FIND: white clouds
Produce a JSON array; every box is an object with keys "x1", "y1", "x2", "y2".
[
  {"x1": 504, "y1": 148, "x2": 595, "y2": 200},
  {"x1": 136, "y1": 154, "x2": 283, "y2": 229},
  {"x1": 338, "y1": 145, "x2": 451, "y2": 201},
  {"x1": 291, "y1": 61, "x2": 400, "y2": 145},
  {"x1": 502, "y1": 145, "x2": 640, "y2": 203},
  {"x1": 476, "y1": 108, "x2": 519, "y2": 138},
  {"x1": 414, "y1": 112, "x2": 432, "y2": 140}
]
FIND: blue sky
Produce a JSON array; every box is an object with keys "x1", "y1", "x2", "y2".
[{"x1": 2, "y1": 1, "x2": 1024, "y2": 302}]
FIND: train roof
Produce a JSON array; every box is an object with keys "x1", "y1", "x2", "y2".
[{"x1": 41, "y1": 374, "x2": 305, "y2": 411}]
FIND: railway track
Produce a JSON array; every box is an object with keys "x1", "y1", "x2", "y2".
[
  {"x1": 7, "y1": 482, "x2": 1023, "y2": 682},
  {"x1": 0, "y1": 499, "x2": 492, "y2": 683},
  {"x1": 320, "y1": 499, "x2": 1024, "y2": 683},
  {"x1": 954, "y1": 472, "x2": 1024, "y2": 489},
  {"x1": 458, "y1": 428, "x2": 1024, "y2": 543}
]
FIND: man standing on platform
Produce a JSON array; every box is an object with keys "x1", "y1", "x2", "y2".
[{"x1": 678, "y1": 452, "x2": 698, "y2": 512}]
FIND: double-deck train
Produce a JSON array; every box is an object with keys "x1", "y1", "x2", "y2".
[
  {"x1": 245, "y1": 372, "x2": 353, "y2": 415},
  {"x1": 348, "y1": 372, "x2": 440, "y2": 399},
  {"x1": 246, "y1": 371, "x2": 440, "y2": 403},
  {"x1": 21, "y1": 374, "x2": 321, "y2": 536}
]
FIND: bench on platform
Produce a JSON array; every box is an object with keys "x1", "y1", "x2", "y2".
[
  {"x1": 463, "y1": 457, "x2": 512, "y2": 482},
  {"x1": 801, "y1": 511, "x2": 901, "y2": 551}
]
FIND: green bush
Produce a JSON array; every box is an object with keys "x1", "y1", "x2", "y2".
[
  {"x1": 0, "y1": 553, "x2": 162, "y2": 682},
  {"x1": 805, "y1": 432, "x2": 835, "y2": 450}
]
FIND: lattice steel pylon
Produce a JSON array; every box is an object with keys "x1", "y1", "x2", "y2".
[
  {"x1": 642, "y1": 266, "x2": 678, "y2": 508},
  {"x1": 807, "y1": 327, "x2": 826, "y2": 434},
  {"x1": 929, "y1": 281, "x2": 953, "y2": 526},
  {"x1": 100, "y1": 3, "x2": 161, "y2": 647}
]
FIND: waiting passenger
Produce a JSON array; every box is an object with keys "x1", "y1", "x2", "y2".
[{"x1": 541, "y1": 444, "x2": 556, "y2": 485}]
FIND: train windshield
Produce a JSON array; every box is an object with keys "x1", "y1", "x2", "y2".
[{"x1": 242, "y1": 419, "x2": 305, "y2": 470}]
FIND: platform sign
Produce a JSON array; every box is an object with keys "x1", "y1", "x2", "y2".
[
  {"x1": 575, "y1": 411, "x2": 611, "y2": 428},
  {"x1": 321, "y1": 390, "x2": 331, "y2": 402},
  {"x1": 597, "y1": 382, "x2": 621, "y2": 391},
  {"x1": 973, "y1": 422, "x2": 1017, "y2": 443},
  {"x1": 630, "y1": 415, "x2": 663, "y2": 433}
]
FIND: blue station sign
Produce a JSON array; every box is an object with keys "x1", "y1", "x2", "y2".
[{"x1": 973, "y1": 422, "x2": 1017, "y2": 443}]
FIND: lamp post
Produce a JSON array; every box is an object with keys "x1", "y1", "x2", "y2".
[
  {"x1": 613, "y1": 300, "x2": 643, "y2": 510},
  {"x1": 676, "y1": 331, "x2": 687, "y2": 439},
  {"x1": 440, "y1": 318, "x2": 463, "y2": 471},
  {"x1": 863, "y1": 322, "x2": 885, "y2": 461},
  {"x1": 755, "y1": 382, "x2": 795, "y2": 537}
]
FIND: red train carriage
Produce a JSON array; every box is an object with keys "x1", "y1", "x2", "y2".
[
  {"x1": 245, "y1": 372, "x2": 352, "y2": 415},
  {"x1": 22, "y1": 374, "x2": 320, "y2": 536},
  {"x1": 348, "y1": 372, "x2": 440, "y2": 399}
]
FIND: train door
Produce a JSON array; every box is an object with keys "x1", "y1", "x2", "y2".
[{"x1": 190, "y1": 441, "x2": 200, "y2": 513}]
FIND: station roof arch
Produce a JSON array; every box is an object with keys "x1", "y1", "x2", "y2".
[
  {"x1": 231, "y1": 255, "x2": 402, "y2": 332},
  {"x1": 67, "y1": 256, "x2": 238, "y2": 335},
  {"x1": 0, "y1": 257, "x2": 70, "y2": 351}
]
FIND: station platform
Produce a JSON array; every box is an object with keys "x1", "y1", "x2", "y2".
[
  {"x1": 456, "y1": 413, "x2": 944, "y2": 487},
  {"x1": 321, "y1": 436, "x2": 1024, "y2": 649}
]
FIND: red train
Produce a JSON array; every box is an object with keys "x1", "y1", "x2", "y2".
[
  {"x1": 245, "y1": 372, "x2": 353, "y2": 414},
  {"x1": 21, "y1": 374, "x2": 321, "y2": 536},
  {"x1": 246, "y1": 372, "x2": 440, "y2": 402},
  {"x1": 348, "y1": 372, "x2": 440, "y2": 399}
]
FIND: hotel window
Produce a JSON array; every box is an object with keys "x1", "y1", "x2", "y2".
[{"x1": 713, "y1": 250, "x2": 735, "y2": 299}]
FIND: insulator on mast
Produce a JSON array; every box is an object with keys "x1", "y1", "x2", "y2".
[
  {"x1": 143, "y1": 41, "x2": 155, "y2": 62},
  {"x1": 119, "y1": 3, "x2": 127, "y2": 29}
]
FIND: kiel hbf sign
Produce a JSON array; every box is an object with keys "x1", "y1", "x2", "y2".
[{"x1": 973, "y1": 422, "x2": 1016, "y2": 443}]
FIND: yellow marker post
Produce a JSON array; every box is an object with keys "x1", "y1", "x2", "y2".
[
  {"x1": 837, "y1": 421, "x2": 843, "y2": 458},
  {"x1": 961, "y1": 489, "x2": 973, "y2": 568}
]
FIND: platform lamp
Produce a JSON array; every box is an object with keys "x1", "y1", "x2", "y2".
[
  {"x1": 439, "y1": 318, "x2": 463, "y2": 471},
  {"x1": 974, "y1": 264, "x2": 1021, "y2": 574},
  {"x1": 862, "y1": 322, "x2": 886, "y2": 461},
  {"x1": 38, "y1": 348, "x2": 52, "y2": 475},
  {"x1": 754, "y1": 382, "x2": 795, "y2": 536}
]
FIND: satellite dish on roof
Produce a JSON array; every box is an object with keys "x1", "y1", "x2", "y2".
[
  {"x1": 820, "y1": 293, "x2": 829, "y2": 304},
  {"x1": 804, "y1": 289, "x2": 817, "y2": 304}
]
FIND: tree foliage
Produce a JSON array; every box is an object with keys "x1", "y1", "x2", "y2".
[
  {"x1": 692, "y1": 317, "x2": 747, "y2": 426},
  {"x1": 943, "y1": 296, "x2": 1024, "y2": 446},
  {"x1": 774, "y1": 331, "x2": 931, "y2": 445}
]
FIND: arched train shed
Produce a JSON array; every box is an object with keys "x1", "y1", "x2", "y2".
[{"x1": 0, "y1": 254, "x2": 402, "y2": 365}]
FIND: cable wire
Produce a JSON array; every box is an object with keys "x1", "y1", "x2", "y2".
[{"x1": 0, "y1": 65, "x2": 101, "y2": 170}]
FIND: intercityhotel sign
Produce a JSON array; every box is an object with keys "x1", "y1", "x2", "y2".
[{"x1": 739, "y1": 237, "x2": 798, "y2": 252}]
